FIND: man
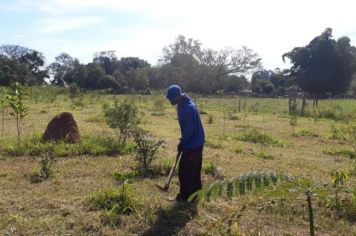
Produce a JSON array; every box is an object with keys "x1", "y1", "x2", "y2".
[{"x1": 166, "y1": 85, "x2": 205, "y2": 202}]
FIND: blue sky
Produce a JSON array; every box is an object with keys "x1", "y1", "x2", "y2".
[{"x1": 1, "y1": 0, "x2": 356, "y2": 70}]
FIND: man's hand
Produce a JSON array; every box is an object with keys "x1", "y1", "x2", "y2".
[{"x1": 177, "y1": 142, "x2": 183, "y2": 152}]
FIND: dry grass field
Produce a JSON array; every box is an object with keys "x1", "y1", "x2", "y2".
[{"x1": 0, "y1": 87, "x2": 355, "y2": 235}]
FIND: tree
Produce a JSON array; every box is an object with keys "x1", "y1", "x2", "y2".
[
  {"x1": 93, "y1": 50, "x2": 118, "y2": 75},
  {"x1": 283, "y1": 28, "x2": 356, "y2": 99},
  {"x1": 0, "y1": 56, "x2": 31, "y2": 86},
  {"x1": 7, "y1": 82, "x2": 29, "y2": 146},
  {"x1": 0, "y1": 45, "x2": 30, "y2": 59},
  {"x1": 48, "y1": 53, "x2": 78, "y2": 85},
  {"x1": 0, "y1": 45, "x2": 48, "y2": 85},
  {"x1": 224, "y1": 75, "x2": 249, "y2": 93},
  {"x1": 350, "y1": 75, "x2": 356, "y2": 96},
  {"x1": 81, "y1": 63, "x2": 105, "y2": 89},
  {"x1": 251, "y1": 69, "x2": 275, "y2": 94},
  {"x1": 160, "y1": 35, "x2": 261, "y2": 94},
  {"x1": 117, "y1": 57, "x2": 150, "y2": 73},
  {"x1": 18, "y1": 50, "x2": 48, "y2": 84}
]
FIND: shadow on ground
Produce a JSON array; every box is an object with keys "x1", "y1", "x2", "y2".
[{"x1": 141, "y1": 201, "x2": 198, "y2": 236}]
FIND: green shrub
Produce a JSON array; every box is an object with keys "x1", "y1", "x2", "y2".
[
  {"x1": 234, "y1": 128, "x2": 285, "y2": 147},
  {"x1": 104, "y1": 100, "x2": 140, "y2": 146},
  {"x1": 129, "y1": 127, "x2": 164, "y2": 171}
]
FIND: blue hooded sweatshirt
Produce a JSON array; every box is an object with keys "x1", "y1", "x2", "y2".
[{"x1": 177, "y1": 95, "x2": 205, "y2": 150}]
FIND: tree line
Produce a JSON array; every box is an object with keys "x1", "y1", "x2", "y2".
[{"x1": 1, "y1": 28, "x2": 356, "y2": 97}]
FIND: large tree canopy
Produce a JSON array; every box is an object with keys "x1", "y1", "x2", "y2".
[
  {"x1": 48, "y1": 52, "x2": 79, "y2": 85},
  {"x1": 283, "y1": 28, "x2": 356, "y2": 97},
  {"x1": 160, "y1": 35, "x2": 261, "y2": 94},
  {"x1": 0, "y1": 45, "x2": 48, "y2": 85}
]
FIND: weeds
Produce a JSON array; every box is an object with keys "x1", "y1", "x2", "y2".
[
  {"x1": 0, "y1": 133, "x2": 127, "y2": 157},
  {"x1": 85, "y1": 114, "x2": 105, "y2": 123},
  {"x1": 28, "y1": 153, "x2": 55, "y2": 183},
  {"x1": 255, "y1": 150, "x2": 274, "y2": 159},
  {"x1": 202, "y1": 161, "x2": 217, "y2": 176},
  {"x1": 297, "y1": 129, "x2": 319, "y2": 138},
  {"x1": 88, "y1": 187, "x2": 139, "y2": 227},
  {"x1": 205, "y1": 138, "x2": 223, "y2": 149},
  {"x1": 234, "y1": 145, "x2": 243, "y2": 154},
  {"x1": 207, "y1": 114, "x2": 214, "y2": 124},
  {"x1": 323, "y1": 147, "x2": 355, "y2": 159},
  {"x1": 234, "y1": 128, "x2": 285, "y2": 147},
  {"x1": 289, "y1": 115, "x2": 298, "y2": 135}
]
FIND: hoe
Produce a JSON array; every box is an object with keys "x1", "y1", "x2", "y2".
[{"x1": 154, "y1": 150, "x2": 182, "y2": 192}]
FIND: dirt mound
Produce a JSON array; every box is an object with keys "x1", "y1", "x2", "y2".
[{"x1": 43, "y1": 112, "x2": 80, "y2": 143}]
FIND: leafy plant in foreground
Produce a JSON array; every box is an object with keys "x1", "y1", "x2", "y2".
[
  {"x1": 7, "y1": 82, "x2": 29, "y2": 146},
  {"x1": 189, "y1": 171, "x2": 316, "y2": 236}
]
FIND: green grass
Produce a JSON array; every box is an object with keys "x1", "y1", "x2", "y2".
[
  {"x1": 323, "y1": 147, "x2": 355, "y2": 159},
  {"x1": 0, "y1": 133, "x2": 129, "y2": 157},
  {"x1": 234, "y1": 128, "x2": 286, "y2": 147},
  {"x1": 255, "y1": 150, "x2": 274, "y2": 159},
  {"x1": 0, "y1": 87, "x2": 355, "y2": 235}
]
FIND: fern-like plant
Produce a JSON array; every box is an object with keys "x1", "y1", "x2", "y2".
[
  {"x1": 189, "y1": 171, "x2": 291, "y2": 202},
  {"x1": 189, "y1": 171, "x2": 316, "y2": 236}
]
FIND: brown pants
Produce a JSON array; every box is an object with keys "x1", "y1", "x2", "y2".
[{"x1": 178, "y1": 146, "x2": 203, "y2": 201}]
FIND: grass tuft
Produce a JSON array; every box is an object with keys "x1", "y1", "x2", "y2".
[
  {"x1": 0, "y1": 133, "x2": 129, "y2": 157},
  {"x1": 234, "y1": 128, "x2": 285, "y2": 147}
]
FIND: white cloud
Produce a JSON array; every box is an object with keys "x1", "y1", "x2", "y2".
[
  {"x1": 5, "y1": 0, "x2": 356, "y2": 68},
  {"x1": 37, "y1": 16, "x2": 105, "y2": 33}
]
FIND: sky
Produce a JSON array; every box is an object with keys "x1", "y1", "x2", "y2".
[{"x1": 1, "y1": 0, "x2": 356, "y2": 70}]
